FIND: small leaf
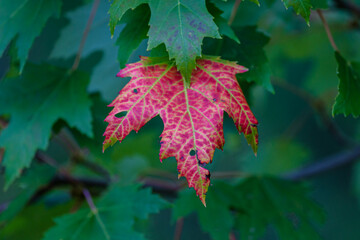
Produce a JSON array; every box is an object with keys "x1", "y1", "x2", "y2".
[
  {"x1": 0, "y1": 64, "x2": 93, "y2": 187},
  {"x1": 282, "y1": 0, "x2": 312, "y2": 24},
  {"x1": 42, "y1": 185, "x2": 167, "y2": 240},
  {"x1": 103, "y1": 56, "x2": 258, "y2": 204},
  {"x1": 206, "y1": 1, "x2": 240, "y2": 44},
  {"x1": 332, "y1": 52, "x2": 360, "y2": 117},
  {"x1": 147, "y1": 0, "x2": 220, "y2": 86},
  {"x1": 108, "y1": 0, "x2": 148, "y2": 36},
  {"x1": 0, "y1": 0, "x2": 62, "y2": 72}
]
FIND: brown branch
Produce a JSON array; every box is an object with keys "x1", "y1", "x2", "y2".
[
  {"x1": 173, "y1": 217, "x2": 184, "y2": 240},
  {"x1": 71, "y1": 0, "x2": 100, "y2": 72},
  {"x1": 272, "y1": 80, "x2": 355, "y2": 146},
  {"x1": 317, "y1": 10, "x2": 339, "y2": 51},
  {"x1": 284, "y1": 146, "x2": 360, "y2": 180},
  {"x1": 334, "y1": 0, "x2": 360, "y2": 18},
  {"x1": 228, "y1": 0, "x2": 242, "y2": 26}
]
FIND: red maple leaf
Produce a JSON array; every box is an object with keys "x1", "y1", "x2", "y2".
[{"x1": 103, "y1": 56, "x2": 258, "y2": 205}]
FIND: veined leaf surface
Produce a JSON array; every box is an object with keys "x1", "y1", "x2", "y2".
[{"x1": 103, "y1": 57, "x2": 258, "y2": 204}]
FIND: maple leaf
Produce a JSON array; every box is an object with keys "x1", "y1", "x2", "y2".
[{"x1": 103, "y1": 56, "x2": 258, "y2": 205}]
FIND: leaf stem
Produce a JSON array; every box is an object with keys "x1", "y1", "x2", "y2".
[
  {"x1": 317, "y1": 10, "x2": 339, "y2": 51},
  {"x1": 71, "y1": 0, "x2": 101, "y2": 72},
  {"x1": 173, "y1": 217, "x2": 184, "y2": 240},
  {"x1": 83, "y1": 188, "x2": 111, "y2": 240},
  {"x1": 228, "y1": 0, "x2": 242, "y2": 26}
]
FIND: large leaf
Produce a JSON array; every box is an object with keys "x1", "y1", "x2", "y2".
[
  {"x1": 0, "y1": 64, "x2": 93, "y2": 187},
  {"x1": 173, "y1": 177, "x2": 324, "y2": 240},
  {"x1": 108, "y1": 0, "x2": 148, "y2": 36},
  {"x1": 0, "y1": 0, "x2": 62, "y2": 71},
  {"x1": 234, "y1": 177, "x2": 325, "y2": 240},
  {"x1": 43, "y1": 185, "x2": 168, "y2": 240},
  {"x1": 147, "y1": 0, "x2": 220, "y2": 85},
  {"x1": 282, "y1": 0, "x2": 312, "y2": 24},
  {"x1": 103, "y1": 56, "x2": 258, "y2": 204},
  {"x1": 332, "y1": 52, "x2": 360, "y2": 117},
  {"x1": 50, "y1": 1, "x2": 124, "y2": 102}
]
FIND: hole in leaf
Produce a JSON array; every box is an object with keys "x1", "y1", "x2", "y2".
[
  {"x1": 206, "y1": 172, "x2": 211, "y2": 180},
  {"x1": 213, "y1": 98, "x2": 217, "y2": 102},
  {"x1": 133, "y1": 88, "x2": 138, "y2": 93},
  {"x1": 189, "y1": 149, "x2": 196, "y2": 156},
  {"x1": 115, "y1": 112, "x2": 127, "y2": 118}
]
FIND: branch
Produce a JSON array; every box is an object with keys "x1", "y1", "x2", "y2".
[
  {"x1": 173, "y1": 217, "x2": 184, "y2": 240},
  {"x1": 317, "y1": 10, "x2": 339, "y2": 51},
  {"x1": 71, "y1": 0, "x2": 100, "y2": 72},
  {"x1": 228, "y1": 0, "x2": 242, "y2": 26},
  {"x1": 334, "y1": 0, "x2": 360, "y2": 18},
  {"x1": 272, "y1": 79, "x2": 355, "y2": 146},
  {"x1": 284, "y1": 146, "x2": 360, "y2": 180}
]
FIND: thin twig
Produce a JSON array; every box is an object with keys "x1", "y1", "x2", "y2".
[
  {"x1": 317, "y1": 10, "x2": 339, "y2": 51},
  {"x1": 71, "y1": 0, "x2": 100, "y2": 71},
  {"x1": 285, "y1": 146, "x2": 360, "y2": 180},
  {"x1": 228, "y1": 0, "x2": 242, "y2": 26},
  {"x1": 334, "y1": 0, "x2": 360, "y2": 18},
  {"x1": 272, "y1": 79, "x2": 355, "y2": 146},
  {"x1": 173, "y1": 217, "x2": 184, "y2": 240}
]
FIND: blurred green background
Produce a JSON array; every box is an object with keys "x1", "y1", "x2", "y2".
[{"x1": 1, "y1": 0, "x2": 360, "y2": 239}]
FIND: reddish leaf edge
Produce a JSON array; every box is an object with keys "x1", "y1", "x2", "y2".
[{"x1": 103, "y1": 56, "x2": 259, "y2": 206}]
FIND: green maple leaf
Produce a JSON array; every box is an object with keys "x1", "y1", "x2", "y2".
[
  {"x1": 0, "y1": 0, "x2": 62, "y2": 72},
  {"x1": 43, "y1": 185, "x2": 168, "y2": 240},
  {"x1": 147, "y1": 0, "x2": 220, "y2": 86},
  {"x1": 173, "y1": 183, "x2": 234, "y2": 240},
  {"x1": 282, "y1": 0, "x2": 312, "y2": 24},
  {"x1": 0, "y1": 64, "x2": 93, "y2": 188},
  {"x1": 234, "y1": 177, "x2": 324, "y2": 240},
  {"x1": 108, "y1": 0, "x2": 148, "y2": 36},
  {"x1": 173, "y1": 177, "x2": 324, "y2": 240},
  {"x1": 332, "y1": 52, "x2": 360, "y2": 117}
]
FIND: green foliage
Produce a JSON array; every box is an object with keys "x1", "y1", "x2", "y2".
[
  {"x1": 43, "y1": 185, "x2": 168, "y2": 240},
  {"x1": 204, "y1": 26, "x2": 274, "y2": 92},
  {"x1": 0, "y1": 163, "x2": 56, "y2": 222},
  {"x1": 147, "y1": 0, "x2": 220, "y2": 86},
  {"x1": 116, "y1": 5, "x2": 150, "y2": 68},
  {"x1": 281, "y1": 0, "x2": 312, "y2": 24},
  {"x1": 0, "y1": 64, "x2": 93, "y2": 187},
  {"x1": 108, "y1": 0, "x2": 148, "y2": 36},
  {"x1": 333, "y1": 52, "x2": 360, "y2": 117},
  {"x1": 0, "y1": 0, "x2": 62, "y2": 72},
  {"x1": 1, "y1": 0, "x2": 360, "y2": 239},
  {"x1": 174, "y1": 177, "x2": 324, "y2": 240}
]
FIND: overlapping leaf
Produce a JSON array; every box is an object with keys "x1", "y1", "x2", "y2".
[
  {"x1": 103, "y1": 56, "x2": 258, "y2": 204},
  {"x1": 108, "y1": 0, "x2": 148, "y2": 36},
  {"x1": 147, "y1": 0, "x2": 220, "y2": 85},
  {"x1": 282, "y1": 0, "x2": 312, "y2": 24},
  {"x1": 332, "y1": 52, "x2": 360, "y2": 117},
  {"x1": 0, "y1": 64, "x2": 93, "y2": 187},
  {"x1": 0, "y1": 0, "x2": 62, "y2": 72}
]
